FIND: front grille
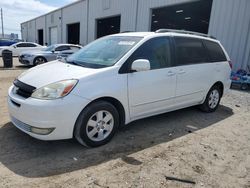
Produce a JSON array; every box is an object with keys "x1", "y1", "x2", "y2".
[
  {"x1": 11, "y1": 116, "x2": 31, "y2": 132},
  {"x1": 13, "y1": 79, "x2": 36, "y2": 98}
]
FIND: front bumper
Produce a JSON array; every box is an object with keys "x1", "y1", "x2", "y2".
[
  {"x1": 19, "y1": 56, "x2": 34, "y2": 65},
  {"x1": 8, "y1": 85, "x2": 90, "y2": 140}
]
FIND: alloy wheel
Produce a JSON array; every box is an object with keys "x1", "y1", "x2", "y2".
[
  {"x1": 208, "y1": 89, "x2": 220, "y2": 109},
  {"x1": 86, "y1": 110, "x2": 114, "y2": 142}
]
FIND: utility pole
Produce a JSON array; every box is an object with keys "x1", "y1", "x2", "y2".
[{"x1": 1, "y1": 8, "x2": 4, "y2": 38}]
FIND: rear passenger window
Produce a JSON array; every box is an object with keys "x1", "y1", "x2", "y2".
[
  {"x1": 55, "y1": 46, "x2": 71, "y2": 51},
  {"x1": 129, "y1": 37, "x2": 172, "y2": 70},
  {"x1": 203, "y1": 40, "x2": 227, "y2": 62},
  {"x1": 26, "y1": 43, "x2": 37, "y2": 47},
  {"x1": 174, "y1": 37, "x2": 208, "y2": 65},
  {"x1": 70, "y1": 46, "x2": 81, "y2": 51}
]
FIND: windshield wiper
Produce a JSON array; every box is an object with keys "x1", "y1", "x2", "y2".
[{"x1": 66, "y1": 60, "x2": 86, "y2": 67}]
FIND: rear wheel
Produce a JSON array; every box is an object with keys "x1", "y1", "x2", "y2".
[
  {"x1": 33, "y1": 57, "x2": 47, "y2": 66},
  {"x1": 199, "y1": 85, "x2": 222, "y2": 113},
  {"x1": 241, "y1": 83, "x2": 248, "y2": 90},
  {"x1": 74, "y1": 101, "x2": 119, "y2": 147}
]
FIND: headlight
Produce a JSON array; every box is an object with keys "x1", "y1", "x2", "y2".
[
  {"x1": 23, "y1": 54, "x2": 33, "y2": 58},
  {"x1": 31, "y1": 79, "x2": 78, "y2": 100}
]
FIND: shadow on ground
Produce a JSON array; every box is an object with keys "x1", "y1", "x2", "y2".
[
  {"x1": 0, "y1": 105, "x2": 233, "y2": 178},
  {"x1": 0, "y1": 65, "x2": 32, "y2": 70}
]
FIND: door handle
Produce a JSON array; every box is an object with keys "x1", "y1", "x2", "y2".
[
  {"x1": 167, "y1": 71, "x2": 175, "y2": 76},
  {"x1": 178, "y1": 70, "x2": 186, "y2": 74}
]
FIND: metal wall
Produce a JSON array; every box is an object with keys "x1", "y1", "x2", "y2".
[
  {"x1": 62, "y1": 0, "x2": 88, "y2": 45},
  {"x1": 87, "y1": 0, "x2": 138, "y2": 42},
  {"x1": 45, "y1": 9, "x2": 62, "y2": 45},
  {"x1": 35, "y1": 16, "x2": 46, "y2": 43},
  {"x1": 21, "y1": 0, "x2": 250, "y2": 70},
  {"x1": 209, "y1": 0, "x2": 250, "y2": 70},
  {"x1": 21, "y1": 23, "x2": 28, "y2": 42}
]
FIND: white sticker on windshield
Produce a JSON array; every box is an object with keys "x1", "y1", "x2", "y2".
[{"x1": 118, "y1": 41, "x2": 135, "y2": 46}]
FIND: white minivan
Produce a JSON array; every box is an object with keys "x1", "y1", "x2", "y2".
[{"x1": 8, "y1": 30, "x2": 232, "y2": 147}]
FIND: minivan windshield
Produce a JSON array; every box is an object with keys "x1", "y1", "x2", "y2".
[{"x1": 66, "y1": 36, "x2": 142, "y2": 68}]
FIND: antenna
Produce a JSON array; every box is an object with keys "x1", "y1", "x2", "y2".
[{"x1": 1, "y1": 8, "x2": 4, "y2": 38}]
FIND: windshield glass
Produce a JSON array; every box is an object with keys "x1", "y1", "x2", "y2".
[
  {"x1": 43, "y1": 45, "x2": 56, "y2": 51},
  {"x1": 66, "y1": 36, "x2": 142, "y2": 68}
]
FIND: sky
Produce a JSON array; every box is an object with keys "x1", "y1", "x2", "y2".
[{"x1": 0, "y1": 0, "x2": 78, "y2": 39}]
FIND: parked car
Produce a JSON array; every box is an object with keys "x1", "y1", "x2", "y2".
[
  {"x1": 0, "y1": 42, "x2": 45, "y2": 56},
  {"x1": 19, "y1": 44, "x2": 82, "y2": 66},
  {"x1": 56, "y1": 50, "x2": 81, "y2": 61},
  {"x1": 0, "y1": 39, "x2": 16, "y2": 46},
  {"x1": 8, "y1": 30, "x2": 232, "y2": 147}
]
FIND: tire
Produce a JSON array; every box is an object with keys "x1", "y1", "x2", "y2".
[
  {"x1": 74, "y1": 101, "x2": 119, "y2": 147},
  {"x1": 199, "y1": 85, "x2": 222, "y2": 113},
  {"x1": 33, "y1": 56, "x2": 47, "y2": 66},
  {"x1": 241, "y1": 83, "x2": 248, "y2": 90}
]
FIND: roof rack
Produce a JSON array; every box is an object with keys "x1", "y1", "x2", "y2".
[
  {"x1": 155, "y1": 29, "x2": 216, "y2": 39},
  {"x1": 120, "y1": 31, "x2": 134, "y2": 33}
]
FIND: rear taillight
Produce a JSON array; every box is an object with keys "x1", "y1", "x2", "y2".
[{"x1": 228, "y1": 61, "x2": 232, "y2": 69}]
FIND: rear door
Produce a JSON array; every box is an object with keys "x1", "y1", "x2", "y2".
[
  {"x1": 203, "y1": 40, "x2": 231, "y2": 92},
  {"x1": 127, "y1": 37, "x2": 177, "y2": 119},
  {"x1": 14, "y1": 43, "x2": 35, "y2": 56},
  {"x1": 173, "y1": 37, "x2": 213, "y2": 106}
]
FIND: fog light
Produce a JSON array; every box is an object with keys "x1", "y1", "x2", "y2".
[{"x1": 31, "y1": 127, "x2": 55, "y2": 135}]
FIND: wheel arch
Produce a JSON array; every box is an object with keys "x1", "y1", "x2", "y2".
[
  {"x1": 33, "y1": 56, "x2": 47, "y2": 65},
  {"x1": 76, "y1": 96, "x2": 126, "y2": 129},
  {"x1": 211, "y1": 81, "x2": 224, "y2": 96}
]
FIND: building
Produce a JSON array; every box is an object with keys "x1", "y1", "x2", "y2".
[{"x1": 21, "y1": 0, "x2": 250, "y2": 71}]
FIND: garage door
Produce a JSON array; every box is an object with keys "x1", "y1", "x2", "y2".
[
  {"x1": 50, "y1": 27, "x2": 58, "y2": 45},
  {"x1": 151, "y1": 0, "x2": 213, "y2": 34},
  {"x1": 96, "y1": 16, "x2": 121, "y2": 39}
]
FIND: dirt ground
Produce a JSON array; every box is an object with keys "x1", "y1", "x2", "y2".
[{"x1": 0, "y1": 58, "x2": 250, "y2": 188}]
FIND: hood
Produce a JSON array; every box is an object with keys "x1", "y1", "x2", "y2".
[
  {"x1": 0, "y1": 46, "x2": 10, "y2": 49},
  {"x1": 18, "y1": 61, "x2": 102, "y2": 88}
]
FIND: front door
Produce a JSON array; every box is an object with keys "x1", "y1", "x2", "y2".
[{"x1": 127, "y1": 37, "x2": 176, "y2": 119}]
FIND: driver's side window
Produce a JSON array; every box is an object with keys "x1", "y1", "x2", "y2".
[{"x1": 128, "y1": 37, "x2": 172, "y2": 70}]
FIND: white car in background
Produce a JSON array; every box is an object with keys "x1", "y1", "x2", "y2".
[
  {"x1": 19, "y1": 44, "x2": 82, "y2": 66},
  {"x1": 0, "y1": 42, "x2": 45, "y2": 56}
]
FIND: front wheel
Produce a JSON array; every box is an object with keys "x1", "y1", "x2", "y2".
[
  {"x1": 33, "y1": 57, "x2": 47, "y2": 66},
  {"x1": 74, "y1": 101, "x2": 119, "y2": 147},
  {"x1": 199, "y1": 85, "x2": 222, "y2": 113}
]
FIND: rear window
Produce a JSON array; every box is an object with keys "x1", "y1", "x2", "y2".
[
  {"x1": 203, "y1": 40, "x2": 227, "y2": 62},
  {"x1": 174, "y1": 37, "x2": 208, "y2": 65}
]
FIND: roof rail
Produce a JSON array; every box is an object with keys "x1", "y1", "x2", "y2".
[
  {"x1": 120, "y1": 31, "x2": 134, "y2": 33},
  {"x1": 155, "y1": 29, "x2": 216, "y2": 39}
]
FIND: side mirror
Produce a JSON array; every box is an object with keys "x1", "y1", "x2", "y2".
[
  {"x1": 131, "y1": 59, "x2": 151, "y2": 72},
  {"x1": 51, "y1": 50, "x2": 55, "y2": 53},
  {"x1": 13, "y1": 46, "x2": 16, "y2": 48}
]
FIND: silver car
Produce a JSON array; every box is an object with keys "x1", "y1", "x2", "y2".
[{"x1": 19, "y1": 44, "x2": 82, "y2": 66}]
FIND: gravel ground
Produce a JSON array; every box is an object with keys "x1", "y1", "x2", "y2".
[{"x1": 0, "y1": 58, "x2": 250, "y2": 188}]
